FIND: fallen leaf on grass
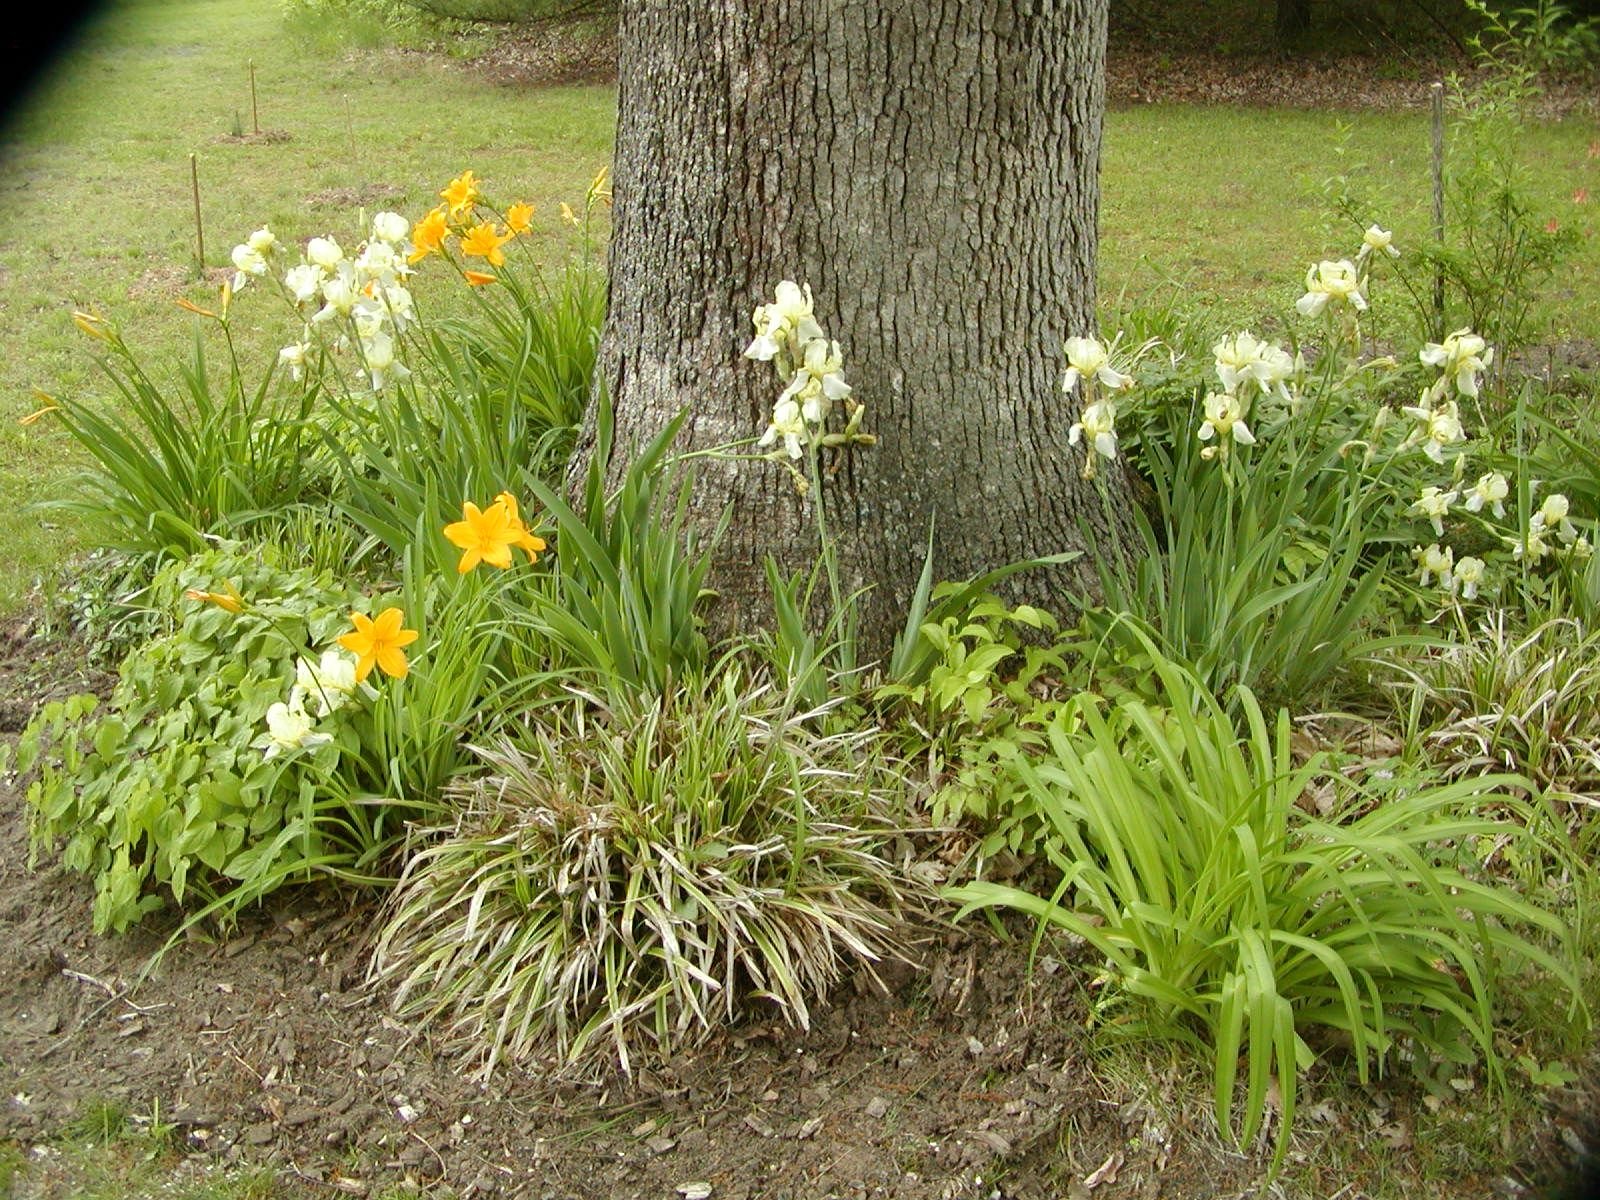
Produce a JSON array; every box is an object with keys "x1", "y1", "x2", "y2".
[
  {"x1": 968, "y1": 1128, "x2": 1012, "y2": 1155},
  {"x1": 1084, "y1": 1151, "x2": 1124, "y2": 1189}
]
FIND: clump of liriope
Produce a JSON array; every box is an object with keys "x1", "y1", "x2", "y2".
[
  {"x1": 368, "y1": 670, "x2": 926, "y2": 1079},
  {"x1": 1396, "y1": 613, "x2": 1600, "y2": 794}
]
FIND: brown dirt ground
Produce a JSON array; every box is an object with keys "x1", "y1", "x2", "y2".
[{"x1": 461, "y1": 20, "x2": 1599, "y2": 121}]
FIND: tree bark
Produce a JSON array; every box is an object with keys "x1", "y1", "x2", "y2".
[{"x1": 587, "y1": 0, "x2": 1132, "y2": 660}]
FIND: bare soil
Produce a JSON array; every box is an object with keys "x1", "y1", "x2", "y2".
[{"x1": 461, "y1": 20, "x2": 1599, "y2": 120}]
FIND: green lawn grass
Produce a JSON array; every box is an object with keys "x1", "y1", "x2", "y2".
[
  {"x1": 0, "y1": 0, "x2": 612, "y2": 611},
  {"x1": 0, "y1": 0, "x2": 1594, "y2": 611},
  {"x1": 1101, "y1": 103, "x2": 1600, "y2": 339}
]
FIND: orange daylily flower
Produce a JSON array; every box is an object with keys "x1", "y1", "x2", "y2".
[
  {"x1": 72, "y1": 310, "x2": 110, "y2": 341},
  {"x1": 463, "y1": 270, "x2": 498, "y2": 286},
  {"x1": 585, "y1": 165, "x2": 611, "y2": 208},
  {"x1": 443, "y1": 499, "x2": 521, "y2": 573},
  {"x1": 494, "y1": 491, "x2": 548, "y2": 562},
  {"x1": 337, "y1": 607, "x2": 418, "y2": 682},
  {"x1": 440, "y1": 170, "x2": 481, "y2": 218},
  {"x1": 20, "y1": 391, "x2": 58, "y2": 426},
  {"x1": 504, "y1": 202, "x2": 535, "y2": 235},
  {"x1": 176, "y1": 297, "x2": 217, "y2": 318},
  {"x1": 459, "y1": 222, "x2": 514, "y2": 268},
  {"x1": 409, "y1": 205, "x2": 451, "y2": 264},
  {"x1": 184, "y1": 581, "x2": 246, "y2": 614}
]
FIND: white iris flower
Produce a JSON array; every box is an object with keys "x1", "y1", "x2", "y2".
[
  {"x1": 1420, "y1": 328, "x2": 1493, "y2": 400},
  {"x1": 229, "y1": 243, "x2": 268, "y2": 292},
  {"x1": 283, "y1": 263, "x2": 325, "y2": 305},
  {"x1": 255, "y1": 699, "x2": 332, "y2": 760},
  {"x1": 1398, "y1": 398, "x2": 1467, "y2": 465},
  {"x1": 1295, "y1": 259, "x2": 1367, "y2": 318},
  {"x1": 744, "y1": 280, "x2": 824, "y2": 361},
  {"x1": 1197, "y1": 392, "x2": 1257, "y2": 454},
  {"x1": 1213, "y1": 331, "x2": 1294, "y2": 403},
  {"x1": 1410, "y1": 486, "x2": 1458, "y2": 537},
  {"x1": 371, "y1": 211, "x2": 410, "y2": 245},
  {"x1": 1453, "y1": 556, "x2": 1486, "y2": 600},
  {"x1": 1062, "y1": 336, "x2": 1133, "y2": 395},
  {"x1": 1357, "y1": 224, "x2": 1399, "y2": 263},
  {"x1": 1413, "y1": 543, "x2": 1455, "y2": 589},
  {"x1": 758, "y1": 397, "x2": 808, "y2": 460},
  {"x1": 306, "y1": 236, "x2": 344, "y2": 270},
  {"x1": 294, "y1": 649, "x2": 362, "y2": 718},
  {"x1": 1463, "y1": 472, "x2": 1508, "y2": 518},
  {"x1": 1068, "y1": 400, "x2": 1119, "y2": 478}
]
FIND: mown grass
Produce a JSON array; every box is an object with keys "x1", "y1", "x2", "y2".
[
  {"x1": 3, "y1": 1099, "x2": 285, "y2": 1199},
  {"x1": 4, "y1": 4, "x2": 1598, "y2": 614},
  {"x1": 0, "y1": 0, "x2": 611, "y2": 611},
  {"x1": 2, "y1": 1139, "x2": 378, "y2": 1199},
  {"x1": 4, "y1": 1098, "x2": 443, "y2": 1198},
  {"x1": 3, "y1": 1, "x2": 1595, "y2": 612},
  {"x1": 1100, "y1": 103, "x2": 1600, "y2": 339}
]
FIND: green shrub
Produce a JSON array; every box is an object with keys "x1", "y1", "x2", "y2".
[
  {"x1": 369, "y1": 670, "x2": 924, "y2": 1077},
  {"x1": 948, "y1": 642, "x2": 1585, "y2": 1172},
  {"x1": 1423, "y1": 65, "x2": 1579, "y2": 359},
  {"x1": 280, "y1": 0, "x2": 447, "y2": 48},
  {"x1": 1466, "y1": 0, "x2": 1600, "y2": 77},
  {"x1": 18, "y1": 545, "x2": 423, "y2": 932},
  {"x1": 409, "y1": 0, "x2": 611, "y2": 21},
  {"x1": 1320, "y1": 2, "x2": 1587, "y2": 359},
  {"x1": 35, "y1": 547, "x2": 167, "y2": 669},
  {"x1": 877, "y1": 592, "x2": 1087, "y2": 858}
]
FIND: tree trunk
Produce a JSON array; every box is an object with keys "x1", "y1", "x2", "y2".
[{"x1": 588, "y1": 0, "x2": 1132, "y2": 660}]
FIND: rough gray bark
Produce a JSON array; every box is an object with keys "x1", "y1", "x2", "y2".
[{"x1": 588, "y1": 0, "x2": 1133, "y2": 658}]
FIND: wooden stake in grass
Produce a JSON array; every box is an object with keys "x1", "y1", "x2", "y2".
[
  {"x1": 190, "y1": 152, "x2": 205, "y2": 275},
  {"x1": 344, "y1": 95, "x2": 356, "y2": 162},
  {"x1": 1430, "y1": 81, "x2": 1446, "y2": 338},
  {"x1": 249, "y1": 59, "x2": 260, "y2": 136}
]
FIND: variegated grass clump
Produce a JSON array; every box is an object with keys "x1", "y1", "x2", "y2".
[
  {"x1": 1398, "y1": 614, "x2": 1600, "y2": 795},
  {"x1": 369, "y1": 671, "x2": 925, "y2": 1079}
]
